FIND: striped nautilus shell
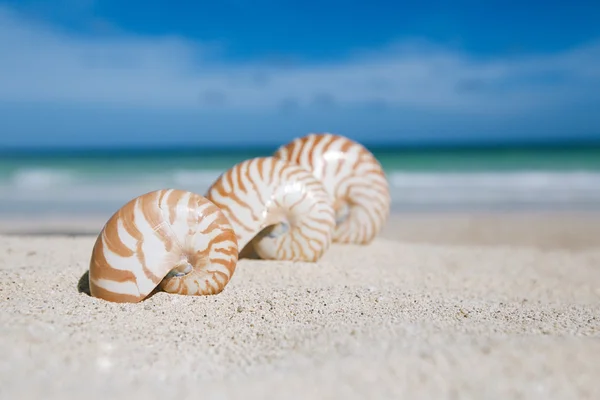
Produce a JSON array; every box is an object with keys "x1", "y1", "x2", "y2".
[
  {"x1": 274, "y1": 132, "x2": 391, "y2": 244},
  {"x1": 88, "y1": 189, "x2": 238, "y2": 303},
  {"x1": 205, "y1": 156, "x2": 336, "y2": 262}
]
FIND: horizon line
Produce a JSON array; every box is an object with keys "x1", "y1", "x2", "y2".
[{"x1": 2, "y1": 136, "x2": 600, "y2": 157}]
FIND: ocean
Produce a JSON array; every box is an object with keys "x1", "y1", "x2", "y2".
[{"x1": 1, "y1": 146, "x2": 600, "y2": 216}]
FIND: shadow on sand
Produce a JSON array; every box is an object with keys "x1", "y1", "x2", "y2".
[{"x1": 77, "y1": 270, "x2": 91, "y2": 296}]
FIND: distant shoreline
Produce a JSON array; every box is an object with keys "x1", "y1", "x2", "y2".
[
  {"x1": 2, "y1": 138, "x2": 600, "y2": 158},
  {"x1": 3, "y1": 211, "x2": 600, "y2": 251}
]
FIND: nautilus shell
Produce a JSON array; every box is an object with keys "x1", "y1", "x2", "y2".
[
  {"x1": 205, "y1": 156, "x2": 336, "y2": 262},
  {"x1": 88, "y1": 189, "x2": 238, "y2": 303},
  {"x1": 274, "y1": 132, "x2": 391, "y2": 245}
]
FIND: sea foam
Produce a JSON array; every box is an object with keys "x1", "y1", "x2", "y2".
[{"x1": 1, "y1": 167, "x2": 600, "y2": 215}]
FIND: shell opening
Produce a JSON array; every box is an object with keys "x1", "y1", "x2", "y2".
[
  {"x1": 244, "y1": 221, "x2": 291, "y2": 260},
  {"x1": 263, "y1": 222, "x2": 290, "y2": 238},
  {"x1": 165, "y1": 258, "x2": 193, "y2": 278},
  {"x1": 335, "y1": 202, "x2": 350, "y2": 225}
]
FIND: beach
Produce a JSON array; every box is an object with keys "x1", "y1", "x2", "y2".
[
  {"x1": 2, "y1": 0, "x2": 600, "y2": 396},
  {"x1": 2, "y1": 145, "x2": 600, "y2": 399},
  {"x1": 1, "y1": 211, "x2": 599, "y2": 399}
]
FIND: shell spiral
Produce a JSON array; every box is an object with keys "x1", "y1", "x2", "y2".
[
  {"x1": 274, "y1": 132, "x2": 391, "y2": 244},
  {"x1": 88, "y1": 189, "x2": 238, "y2": 303},
  {"x1": 205, "y1": 156, "x2": 336, "y2": 262}
]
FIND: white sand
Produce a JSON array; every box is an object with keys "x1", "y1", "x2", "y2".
[{"x1": 1, "y1": 214, "x2": 599, "y2": 399}]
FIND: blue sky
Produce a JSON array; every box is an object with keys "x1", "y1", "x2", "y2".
[{"x1": 1, "y1": 0, "x2": 600, "y2": 149}]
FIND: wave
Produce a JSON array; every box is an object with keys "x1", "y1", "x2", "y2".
[
  {"x1": 1, "y1": 167, "x2": 600, "y2": 214},
  {"x1": 388, "y1": 171, "x2": 600, "y2": 207},
  {"x1": 9, "y1": 168, "x2": 78, "y2": 189}
]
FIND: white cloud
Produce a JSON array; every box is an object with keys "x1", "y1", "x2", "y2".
[{"x1": 1, "y1": 5, "x2": 599, "y2": 115}]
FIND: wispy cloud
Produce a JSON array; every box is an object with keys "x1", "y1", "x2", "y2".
[{"x1": 1, "y1": 5, "x2": 599, "y2": 118}]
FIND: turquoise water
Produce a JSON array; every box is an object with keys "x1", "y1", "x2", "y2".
[
  {"x1": 2, "y1": 146, "x2": 600, "y2": 173},
  {"x1": 1, "y1": 146, "x2": 600, "y2": 214}
]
